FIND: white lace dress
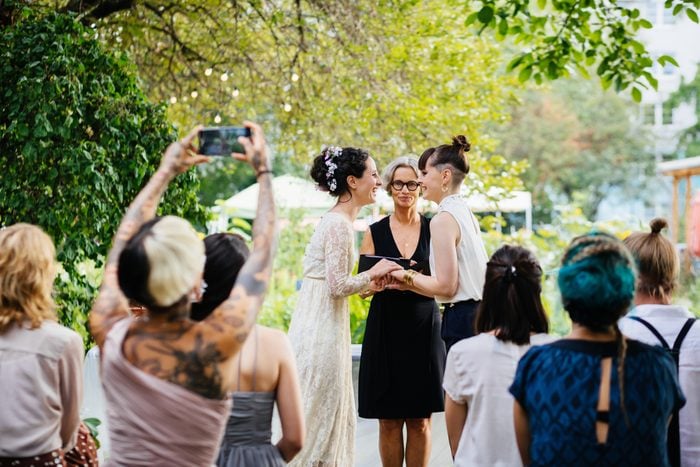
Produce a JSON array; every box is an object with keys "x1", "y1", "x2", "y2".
[{"x1": 287, "y1": 212, "x2": 371, "y2": 467}]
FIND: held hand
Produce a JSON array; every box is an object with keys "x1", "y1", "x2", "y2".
[
  {"x1": 160, "y1": 125, "x2": 210, "y2": 175},
  {"x1": 232, "y1": 121, "x2": 271, "y2": 175},
  {"x1": 385, "y1": 269, "x2": 410, "y2": 291},
  {"x1": 367, "y1": 259, "x2": 402, "y2": 281}
]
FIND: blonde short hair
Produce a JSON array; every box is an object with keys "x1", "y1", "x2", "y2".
[
  {"x1": 118, "y1": 216, "x2": 205, "y2": 308},
  {"x1": 0, "y1": 224, "x2": 57, "y2": 332},
  {"x1": 382, "y1": 156, "x2": 420, "y2": 194}
]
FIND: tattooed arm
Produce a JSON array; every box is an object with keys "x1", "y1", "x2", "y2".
[
  {"x1": 201, "y1": 121, "x2": 276, "y2": 359},
  {"x1": 89, "y1": 126, "x2": 209, "y2": 348}
]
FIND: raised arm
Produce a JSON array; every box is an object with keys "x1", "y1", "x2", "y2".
[
  {"x1": 89, "y1": 126, "x2": 208, "y2": 348},
  {"x1": 201, "y1": 121, "x2": 276, "y2": 358}
]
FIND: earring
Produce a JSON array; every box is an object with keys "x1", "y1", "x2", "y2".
[{"x1": 441, "y1": 184, "x2": 448, "y2": 193}]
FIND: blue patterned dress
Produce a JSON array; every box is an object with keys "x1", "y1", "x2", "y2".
[{"x1": 510, "y1": 339, "x2": 685, "y2": 466}]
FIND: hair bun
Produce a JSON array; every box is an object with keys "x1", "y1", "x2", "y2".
[
  {"x1": 649, "y1": 217, "x2": 668, "y2": 234},
  {"x1": 452, "y1": 135, "x2": 471, "y2": 152}
]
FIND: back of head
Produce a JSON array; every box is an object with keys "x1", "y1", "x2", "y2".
[
  {"x1": 0, "y1": 223, "x2": 57, "y2": 332},
  {"x1": 417, "y1": 136, "x2": 471, "y2": 186},
  {"x1": 623, "y1": 218, "x2": 678, "y2": 302},
  {"x1": 118, "y1": 216, "x2": 205, "y2": 309},
  {"x1": 558, "y1": 232, "x2": 636, "y2": 331},
  {"x1": 190, "y1": 233, "x2": 250, "y2": 321},
  {"x1": 310, "y1": 146, "x2": 369, "y2": 197},
  {"x1": 475, "y1": 245, "x2": 548, "y2": 344}
]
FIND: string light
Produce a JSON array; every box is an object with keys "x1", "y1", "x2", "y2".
[
  {"x1": 284, "y1": 103, "x2": 292, "y2": 112},
  {"x1": 205, "y1": 68, "x2": 213, "y2": 76},
  {"x1": 221, "y1": 73, "x2": 229, "y2": 82},
  {"x1": 232, "y1": 88, "x2": 240, "y2": 97},
  {"x1": 214, "y1": 114, "x2": 222, "y2": 124},
  {"x1": 291, "y1": 73, "x2": 299, "y2": 82},
  {"x1": 169, "y1": 96, "x2": 177, "y2": 104},
  {"x1": 191, "y1": 91, "x2": 198, "y2": 98}
]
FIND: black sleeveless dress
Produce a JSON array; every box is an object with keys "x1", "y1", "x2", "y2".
[{"x1": 358, "y1": 215, "x2": 446, "y2": 419}]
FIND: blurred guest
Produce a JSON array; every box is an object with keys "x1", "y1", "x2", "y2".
[
  {"x1": 190, "y1": 233, "x2": 304, "y2": 466},
  {"x1": 443, "y1": 245, "x2": 553, "y2": 466},
  {"x1": 510, "y1": 232, "x2": 685, "y2": 466},
  {"x1": 0, "y1": 224, "x2": 84, "y2": 466},
  {"x1": 89, "y1": 122, "x2": 275, "y2": 465},
  {"x1": 620, "y1": 218, "x2": 699, "y2": 467}
]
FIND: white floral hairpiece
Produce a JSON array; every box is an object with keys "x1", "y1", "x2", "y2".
[{"x1": 323, "y1": 146, "x2": 343, "y2": 192}]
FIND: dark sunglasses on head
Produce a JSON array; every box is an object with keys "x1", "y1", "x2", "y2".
[{"x1": 390, "y1": 180, "x2": 420, "y2": 191}]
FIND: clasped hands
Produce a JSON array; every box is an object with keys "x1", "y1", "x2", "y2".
[{"x1": 365, "y1": 259, "x2": 418, "y2": 294}]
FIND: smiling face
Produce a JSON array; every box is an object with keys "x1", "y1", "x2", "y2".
[
  {"x1": 390, "y1": 166, "x2": 420, "y2": 210},
  {"x1": 350, "y1": 156, "x2": 382, "y2": 206},
  {"x1": 418, "y1": 155, "x2": 447, "y2": 203}
]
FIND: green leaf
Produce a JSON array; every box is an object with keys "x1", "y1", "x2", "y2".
[
  {"x1": 518, "y1": 65, "x2": 533, "y2": 83},
  {"x1": 465, "y1": 12, "x2": 479, "y2": 26},
  {"x1": 687, "y1": 8, "x2": 699, "y2": 23},
  {"x1": 537, "y1": 0, "x2": 547, "y2": 9},
  {"x1": 477, "y1": 6, "x2": 494, "y2": 24},
  {"x1": 638, "y1": 19, "x2": 653, "y2": 28},
  {"x1": 498, "y1": 18, "x2": 509, "y2": 35},
  {"x1": 658, "y1": 54, "x2": 679, "y2": 67},
  {"x1": 673, "y1": 4, "x2": 683, "y2": 15},
  {"x1": 631, "y1": 87, "x2": 642, "y2": 103}
]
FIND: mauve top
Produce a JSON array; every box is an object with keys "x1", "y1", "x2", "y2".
[
  {"x1": 0, "y1": 320, "x2": 84, "y2": 456},
  {"x1": 102, "y1": 317, "x2": 232, "y2": 466}
]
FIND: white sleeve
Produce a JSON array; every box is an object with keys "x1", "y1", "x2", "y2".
[{"x1": 323, "y1": 220, "x2": 370, "y2": 298}]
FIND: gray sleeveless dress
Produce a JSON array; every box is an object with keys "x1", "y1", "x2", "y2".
[{"x1": 216, "y1": 328, "x2": 285, "y2": 467}]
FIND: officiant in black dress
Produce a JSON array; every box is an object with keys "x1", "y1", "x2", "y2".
[{"x1": 358, "y1": 156, "x2": 446, "y2": 467}]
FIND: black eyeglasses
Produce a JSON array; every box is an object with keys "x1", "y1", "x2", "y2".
[{"x1": 390, "y1": 180, "x2": 420, "y2": 191}]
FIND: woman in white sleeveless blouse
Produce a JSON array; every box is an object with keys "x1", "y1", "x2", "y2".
[
  {"x1": 388, "y1": 136, "x2": 488, "y2": 353},
  {"x1": 287, "y1": 146, "x2": 401, "y2": 466}
]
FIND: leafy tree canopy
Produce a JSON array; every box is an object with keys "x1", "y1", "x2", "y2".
[
  {"x1": 492, "y1": 77, "x2": 653, "y2": 223},
  {"x1": 464, "y1": 0, "x2": 697, "y2": 100},
  {"x1": 667, "y1": 63, "x2": 700, "y2": 157},
  {"x1": 0, "y1": 11, "x2": 206, "y2": 341}
]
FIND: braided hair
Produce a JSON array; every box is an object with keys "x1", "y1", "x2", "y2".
[{"x1": 559, "y1": 231, "x2": 636, "y2": 426}]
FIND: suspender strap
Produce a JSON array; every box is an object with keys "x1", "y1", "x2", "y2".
[
  {"x1": 628, "y1": 316, "x2": 669, "y2": 348},
  {"x1": 628, "y1": 316, "x2": 696, "y2": 467}
]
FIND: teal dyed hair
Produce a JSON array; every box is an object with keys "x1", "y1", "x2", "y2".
[{"x1": 558, "y1": 232, "x2": 636, "y2": 330}]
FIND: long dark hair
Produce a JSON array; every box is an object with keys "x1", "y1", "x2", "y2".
[{"x1": 474, "y1": 245, "x2": 549, "y2": 345}]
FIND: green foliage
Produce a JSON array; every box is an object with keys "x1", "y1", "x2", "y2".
[
  {"x1": 463, "y1": 0, "x2": 699, "y2": 95},
  {"x1": 492, "y1": 78, "x2": 652, "y2": 223},
  {"x1": 0, "y1": 12, "x2": 206, "y2": 344}
]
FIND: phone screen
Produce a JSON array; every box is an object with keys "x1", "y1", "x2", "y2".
[{"x1": 198, "y1": 126, "x2": 252, "y2": 156}]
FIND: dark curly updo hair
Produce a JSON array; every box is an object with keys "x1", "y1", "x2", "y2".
[
  {"x1": 418, "y1": 135, "x2": 471, "y2": 186},
  {"x1": 310, "y1": 146, "x2": 370, "y2": 197}
]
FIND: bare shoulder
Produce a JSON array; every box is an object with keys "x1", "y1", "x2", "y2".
[
  {"x1": 258, "y1": 326, "x2": 294, "y2": 359},
  {"x1": 430, "y1": 212, "x2": 459, "y2": 235}
]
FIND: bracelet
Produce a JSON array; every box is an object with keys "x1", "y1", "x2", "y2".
[
  {"x1": 403, "y1": 269, "x2": 418, "y2": 286},
  {"x1": 256, "y1": 169, "x2": 273, "y2": 178}
]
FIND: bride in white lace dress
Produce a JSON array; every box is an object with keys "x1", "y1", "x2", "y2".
[{"x1": 288, "y1": 146, "x2": 401, "y2": 466}]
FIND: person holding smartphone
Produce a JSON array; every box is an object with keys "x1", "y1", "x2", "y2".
[
  {"x1": 357, "y1": 156, "x2": 445, "y2": 467},
  {"x1": 89, "y1": 122, "x2": 276, "y2": 465}
]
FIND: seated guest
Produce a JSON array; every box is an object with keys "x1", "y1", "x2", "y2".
[
  {"x1": 443, "y1": 245, "x2": 553, "y2": 466},
  {"x1": 0, "y1": 224, "x2": 84, "y2": 465},
  {"x1": 510, "y1": 232, "x2": 686, "y2": 466},
  {"x1": 89, "y1": 122, "x2": 276, "y2": 466},
  {"x1": 620, "y1": 218, "x2": 699, "y2": 466},
  {"x1": 191, "y1": 233, "x2": 304, "y2": 466}
]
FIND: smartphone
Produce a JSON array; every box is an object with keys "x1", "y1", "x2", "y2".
[
  {"x1": 358, "y1": 255, "x2": 411, "y2": 273},
  {"x1": 198, "y1": 126, "x2": 252, "y2": 156}
]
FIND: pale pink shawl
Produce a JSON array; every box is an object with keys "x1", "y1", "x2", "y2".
[{"x1": 102, "y1": 318, "x2": 231, "y2": 466}]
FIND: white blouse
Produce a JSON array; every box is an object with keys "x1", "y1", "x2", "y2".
[
  {"x1": 443, "y1": 333, "x2": 555, "y2": 466},
  {"x1": 0, "y1": 320, "x2": 84, "y2": 456},
  {"x1": 429, "y1": 194, "x2": 488, "y2": 303},
  {"x1": 620, "y1": 304, "x2": 700, "y2": 466}
]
